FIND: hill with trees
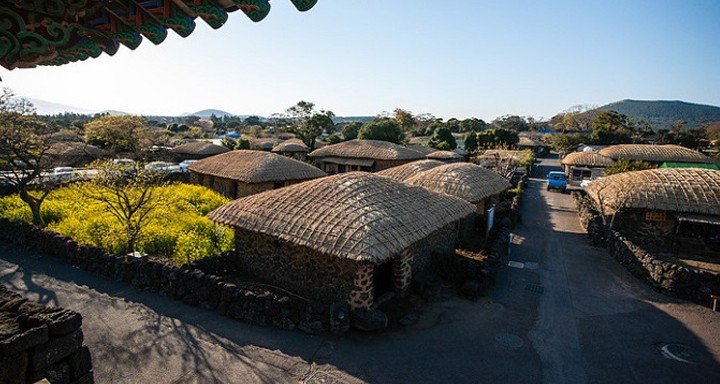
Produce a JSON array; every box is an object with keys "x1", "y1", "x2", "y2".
[{"x1": 598, "y1": 99, "x2": 720, "y2": 130}]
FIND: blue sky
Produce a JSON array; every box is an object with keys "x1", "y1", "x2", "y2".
[{"x1": 2, "y1": 0, "x2": 719, "y2": 120}]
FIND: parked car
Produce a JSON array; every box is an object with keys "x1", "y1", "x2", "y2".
[
  {"x1": 112, "y1": 158, "x2": 135, "y2": 166},
  {"x1": 546, "y1": 171, "x2": 567, "y2": 192},
  {"x1": 145, "y1": 161, "x2": 181, "y2": 173},
  {"x1": 51, "y1": 166, "x2": 75, "y2": 181},
  {"x1": 179, "y1": 160, "x2": 197, "y2": 173}
]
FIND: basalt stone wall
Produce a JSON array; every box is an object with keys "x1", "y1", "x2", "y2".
[
  {"x1": 433, "y1": 220, "x2": 512, "y2": 287},
  {"x1": 234, "y1": 228, "x2": 361, "y2": 304},
  {"x1": 607, "y1": 231, "x2": 720, "y2": 304},
  {"x1": 573, "y1": 192, "x2": 608, "y2": 246},
  {"x1": 0, "y1": 285, "x2": 93, "y2": 384},
  {"x1": 405, "y1": 223, "x2": 459, "y2": 273},
  {"x1": 0, "y1": 218, "x2": 336, "y2": 334}
]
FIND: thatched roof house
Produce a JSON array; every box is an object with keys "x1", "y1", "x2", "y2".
[
  {"x1": 406, "y1": 163, "x2": 511, "y2": 205},
  {"x1": 250, "y1": 138, "x2": 282, "y2": 151},
  {"x1": 406, "y1": 163, "x2": 511, "y2": 236},
  {"x1": 376, "y1": 160, "x2": 445, "y2": 182},
  {"x1": 561, "y1": 152, "x2": 615, "y2": 186},
  {"x1": 208, "y1": 172, "x2": 475, "y2": 310},
  {"x1": 585, "y1": 168, "x2": 720, "y2": 252},
  {"x1": 187, "y1": 150, "x2": 326, "y2": 199},
  {"x1": 309, "y1": 139, "x2": 425, "y2": 173},
  {"x1": 46, "y1": 142, "x2": 107, "y2": 166},
  {"x1": 586, "y1": 168, "x2": 720, "y2": 216},
  {"x1": 427, "y1": 150, "x2": 464, "y2": 163},
  {"x1": 171, "y1": 141, "x2": 229, "y2": 160},
  {"x1": 406, "y1": 144, "x2": 436, "y2": 156},
  {"x1": 272, "y1": 139, "x2": 308, "y2": 160},
  {"x1": 598, "y1": 144, "x2": 717, "y2": 164}
]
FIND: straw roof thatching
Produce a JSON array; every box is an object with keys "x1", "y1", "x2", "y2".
[
  {"x1": 427, "y1": 150, "x2": 464, "y2": 160},
  {"x1": 406, "y1": 163, "x2": 511, "y2": 203},
  {"x1": 406, "y1": 144, "x2": 436, "y2": 155},
  {"x1": 172, "y1": 141, "x2": 229, "y2": 156},
  {"x1": 46, "y1": 142, "x2": 107, "y2": 157},
  {"x1": 272, "y1": 139, "x2": 308, "y2": 153},
  {"x1": 376, "y1": 160, "x2": 445, "y2": 181},
  {"x1": 187, "y1": 150, "x2": 326, "y2": 183},
  {"x1": 249, "y1": 138, "x2": 282, "y2": 151},
  {"x1": 309, "y1": 139, "x2": 425, "y2": 161},
  {"x1": 408, "y1": 136, "x2": 430, "y2": 145},
  {"x1": 561, "y1": 152, "x2": 615, "y2": 167},
  {"x1": 208, "y1": 172, "x2": 475, "y2": 263},
  {"x1": 599, "y1": 144, "x2": 716, "y2": 164},
  {"x1": 585, "y1": 168, "x2": 720, "y2": 215}
]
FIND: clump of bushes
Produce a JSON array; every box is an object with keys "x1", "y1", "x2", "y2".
[{"x1": 0, "y1": 183, "x2": 233, "y2": 264}]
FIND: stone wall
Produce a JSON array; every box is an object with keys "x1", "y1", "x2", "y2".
[
  {"x1": 234, "y1": 228, "x2": 362, "y2": 304},
  {"x1": 432, "y1": 220, "x2": 512, "y2": 288},
  {"x1": 607, "y1": 231, "x2": 720, "y2": 304},
  {"x1": 405, "y1": 223, "x2": 459, "y2": 273},
  {"x1": 0, "y1": 285, "x2": 93, "y2": 384},
  {"x1": 0, "y1": 218, "x2": 340, "y2": 334},
  {"x1": 573, "y1": 193, "x2": 720, "y2": 305}
]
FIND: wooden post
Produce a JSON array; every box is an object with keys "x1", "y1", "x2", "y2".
[{"x1": 711, "y1": 294, "x2": 719, "y2": 312}]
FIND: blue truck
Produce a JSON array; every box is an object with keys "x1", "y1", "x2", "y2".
[{"x1": 546, "y1": 171, "x2": 568, "y2": 192}]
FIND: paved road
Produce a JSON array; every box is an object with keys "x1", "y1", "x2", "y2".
[{"x1": 1, "y1": 158, "x2": 718, "y2": 383}]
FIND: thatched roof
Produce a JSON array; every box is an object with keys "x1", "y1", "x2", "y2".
[
  {"x1": 427, "y1": 150, "x2": 464, "y2": 160},
  {"x1": 186, "y1": 150, "x2": 326, "y2": 183},
  {"x1": 376, "y1": 160, "x2": 445, "y2": 182},
  {"x1": 309, "y1": 139, "x2": 425, "y2": 161},
  {"x1": 561, "y1": 152, "x2": 615, "y2": 167},
  {"x1": 408, "y1": 136, "x2": 430, "y2": 145},
  {"x1": 208, "y1": 172, "x2": 475, "y2": 263},
  {"x1": 46, "y1": 142, "x2": 107, "y2": 157},
  {"x1": 585, "y1": 168, "x2": 720, "y2": 215},
  {"x1": 250, "y1": 138, "x2": 282, "y2": 150},
  {"x1": 172, "y1": 142, "x2": 229, "y2": 156},
  {"x1": 599, "y1": 144, "x2": 716, "y2": 164},
  {"x1": 406, "y1": 144, "x2": 436, "y2": 155},
  {"x1": 476, "y1": 150, "x2": 525, "y2": 165},
  {"x1": 272, "y1": 139, "x2": 308, "y2": 153},
  {"x1": 406, "y1": 163, "x2": 511, "y2": 203}
]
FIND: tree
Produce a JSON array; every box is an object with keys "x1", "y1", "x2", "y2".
[
  {"x1": 590, "y1": 110, "x2": 632, "y2": 144},
  {"x1": 492, "y1": 115, "x2": 528, "y2": 132},
  {"x1": 476, "y1": 128, "x2": 519, "y2": 149},
  {"x1": 464, "y1": 132, "x2": 479, "y2": 154},
  {"x1": 84, "y1": 115, "x2": 150, "y2": 153},
  {"x1": 358, "y1": 119, "x2": 405, "y2": 144},
  {"x1": 0, "y1": 112, "x2": 57, "y2": 226},
  {"x1": 603, "y1": 159, "x2": 654, "y2": 176},
  {"x1": 413, "y1": 113, "x2": 437, "y2": 136},
  {"x1": 282, "y1": 101, "x2": 335, "y2": 150},
  {"x1": 460, "y1": 118, "x2": 487, "y2": 133},
  {"x1": 78, "y1": 161, "x2": 165, "y2": 254},
  {"x1": 341, "y1": 122, "x2": 362, "y2": 140},
  {"x1": 393, "y1": 108, "x2": 417, "y2": 132},
  {"x1": 550, "y1": 133, "x2": 585, "y2": 156},
  {"x1": 704, "y1": 122, "x2": 720, "y2": 146},
  {"x1": 427, "y1": 127, "x2": 457, "y2": 150},
  {"x1": 445, "y1": 118, "x2": 462, "y2": 133}
]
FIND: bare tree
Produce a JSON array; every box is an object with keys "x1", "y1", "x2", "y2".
[
  {"x1": 77, "y1": 161, "x2": 165, "y2": 254},
  {"x1": 0, "y1": 91, "x2": 63, "y2": 226}
]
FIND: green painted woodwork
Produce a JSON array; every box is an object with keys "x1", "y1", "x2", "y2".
[{"x1": 0, "y1": 0, "x2": 320, "y2": 69}]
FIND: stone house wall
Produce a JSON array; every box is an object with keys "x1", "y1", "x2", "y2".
[
  {"x1": 0, "y1": 285, "x2": 93, "y2": 384},
  {"x1": 234, "y1": 228, "x2": 362, "y2": 304}
]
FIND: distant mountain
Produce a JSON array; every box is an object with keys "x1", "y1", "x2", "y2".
[
  {"x1": 97, "y1": 110, "x2": 128, "y2": 116},
  {"x1": 599, "y1": 99, "x2": 720, "y2": 130},
  {"x1": 25, "y1": 97, "x2": 95, "y2": 115},
  {"x1": 181, "y1": 109, "x2": 236, "y2": 118}
]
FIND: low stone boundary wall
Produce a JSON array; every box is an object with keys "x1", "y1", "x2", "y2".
[
  {"x1": 0, "y1": 285, "x2": 93, "y2": 384},
  {"x1": 0, "y1": 218, "x2": 337, "y2": 334},
  {"x1": 572, "y1": 194, "x2": 720, "y2": 305},
  {"x1": 607, "y1": 231, "x2": 720, "y2": 304}
]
